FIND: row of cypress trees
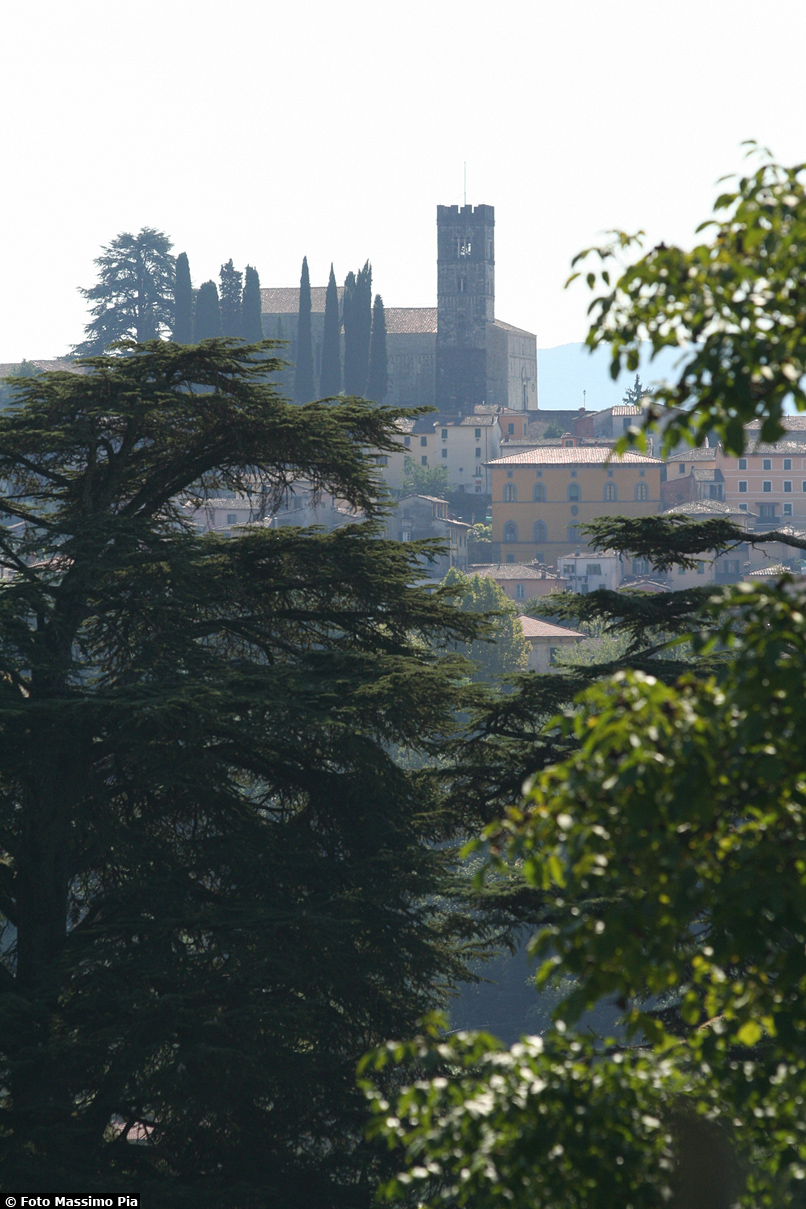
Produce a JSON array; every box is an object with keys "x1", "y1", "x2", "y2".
[
  {"x1": 294, "y1": 258, "x2": 388, "y2": 404},
  {"x1": 173, "y1": 253, "x2": 263, "y2": 344}
]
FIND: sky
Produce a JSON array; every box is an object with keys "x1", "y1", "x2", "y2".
[{"x1": 3, "y1": 0, "x2": 806, "y2": 407}]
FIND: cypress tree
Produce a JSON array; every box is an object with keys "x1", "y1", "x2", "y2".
[
  {"x1": 172, "y1": 252, "x2": 193, "y2": 344},
  {"x1": 319, "y1": 265, "x2": 342, "y2": 396},
  {"x1": 193, "y1": 280, "x2": 222, "y2": 341},
  {"x1": 219, "y1": 259, "x2": 243, "y2": 337},
  {"x1": 367, "y1": 293, "x2": 388, "y2": 402},
  {"x1": 294, "y1": 256, "x2": 315, "y2": 403},
  {"x1": 343, "y1": 264, "x2": 372, "y2": 395},
  {"x1": 241, "y1": 265, "x2": 264, "y2": 343},
  {"x1": 342, "y1": 270, "x2": 356, "y2": 393}
]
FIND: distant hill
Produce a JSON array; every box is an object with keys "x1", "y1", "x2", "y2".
[{"x1": 537, "y1": 341, "x2": 686, "y2": 411}]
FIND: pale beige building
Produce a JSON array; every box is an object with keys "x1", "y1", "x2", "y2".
[
  {"x1": 519, "y1": 616, "x2": 584, "y2": 672},
  {"x1": 467, "y1": 562, "x2": 567, "y2": 603},
  {"x1": 718, "y1": 440, "x2": 806, "y2": 529}
]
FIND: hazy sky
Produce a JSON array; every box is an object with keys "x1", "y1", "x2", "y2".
[{"x1": 3, "y1": 0, "x2": 806, "y2": 367}]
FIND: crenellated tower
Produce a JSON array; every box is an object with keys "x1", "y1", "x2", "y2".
[{"x1": 435, "y1": 203, "x2": 495, "y2": 415}]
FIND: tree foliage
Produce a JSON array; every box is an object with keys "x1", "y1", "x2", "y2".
[
  {"x1": 193, "y1": 279, "x2": 222, "y2": 341},
  {"x1": 294, "y1": 255, "x2": 315, "y2": 403},
  {"x1": 320, "y1": 264, "x2": 342, "y2": 396},
  {"x1": 219, "y1": 258, "x2": 243, "y2": 338},
  {"x1": 241, "y1": 264, "x2": 263, "y2": 343},
  {"x1": 0, "y1": 341, "x2": 504, "y2": 1204},
  {"x1": 402, "y1": 456, "x2": 449, "y2": 497},
  {"x1": 344, "y1": 261, "x2": 372, "y2": 396},
  {"x1": 442, "y1": 569, "x2": 529, "y2": 682},
  {"x1": 172, "y1": 251, "x2": 193, "y2": 344},
  {"x1": 74, "y1": 227, "x2": 175, "y2": 355},
  {"x1": 367, "y1": 293, "x2": 388, "y2": 402}
]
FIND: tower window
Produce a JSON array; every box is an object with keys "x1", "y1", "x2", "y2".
[
  {"x1": 458, "y1": 237, "x2": 471, "y2": 257},
  {"x1": 459, "y1": 278, "x2": 466, "y2": 293}
]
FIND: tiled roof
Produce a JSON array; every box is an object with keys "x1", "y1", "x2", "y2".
[
  {"x1": 489, "y1": 447, "x2": 660, "y2": 466},
  {"x1": 519, "y1": 616, "x2": 584, "y2": 640},
  {"x1": 493, "y1": 318, "x2": 536, "y2": 338},
  {"x1": 260, "y1": 286, "x2": 344, "y2": 314},
  {"x1": 385, "y1": 308, "x2": 437, "y2": 335},
  {"x1": 748, "y1": 564, "x2": 789, "y2": 577},
  {"x1": 691, "y1": 467, "x2": 723, "y2": 481},
  {"x1": 667, "y1": 447, "x2": 717, "y2": 462},
  {"x1": 747, "y1": 416, "x2": 806, "y2": 431},
  {"x1": 469, "y1": 563, "x2": 563, "y2": 580},
  {"x1": 611, "y1": 405, "x2": 642, "y2": 416},
  {"x1": 741, "y1": 440, "x2": 806, "y2": 455},
  {"x1": 662, "y1": 500, "x2": 747, "y2": 517}
]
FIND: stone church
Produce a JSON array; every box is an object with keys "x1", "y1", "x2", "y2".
[{"x1": 260, "y1": 203, "x2": 538, "y2": 416}]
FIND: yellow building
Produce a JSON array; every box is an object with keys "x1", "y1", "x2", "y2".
[{"x1": 489, "y1": 443, "x2": 663, "y2": 565}]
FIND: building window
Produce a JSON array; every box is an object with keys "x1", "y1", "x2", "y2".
[
  {"x1": 759, "y1": 503, "x2": 777, "y2": 519},
  {"x1": 420, "y1": 436, "x2": 427, "y2": 446},
  {"x1": 503, "y1": 483, "x2": 517, "y2": 502},
  {"x1": 639, "y1": 468, "x2": 645, "y2": 477},
  {"x1": 458, "y1": 278, "x2": 466, "y2": 293},
  {"x1": 515, "y1": 583, "x2": 525, "y2": 600},
  {"x1": 784, "y1": 480, "x2": 792, "y2": 492},
  {"x1": 421, "y1": 456, "x2": 428, "y2": 466},
  {"x1": 549, "y1": 646, "x2": 559, "y2": 665},
  {"x1": 503, "y1": 521, "x2": 518, "y2": 542},
  {"x1": 724, "y1": 560, "x2": 740, "y2": 575},
  {"x1": 678, "y1": 565, "x2": 686, "y2": 575},
  {"x1": 763, "y1": 459, "x2": 772, "y2": 470},
  {"x1": 586, "y1": 564, "x2": 601, "y2": 577},
  {"x1": 533, "y1": 482, "x2": 546, "y2": 502},
  {"x1": 604, "y1": 482, "x2": 617, "y2": 501},
  {"x1": 474, "y1": 448, "x2": 481, "y2": 459},
  {"x1": 505, "y1": 552, "x2": 514, "y2": 562},
  {"x1": 635, "y1": 482, "x2": 649, "y2": 501},
  {"x1": 633, "y1": 558, "x2": 650, "y2": 575},
  {"x1": 739, "y1": 503, "x2": 748, "y2": 511},
  {"x1": 607, "y1": 468, "x2": 614, "y2": 477},
  {"x1": 567, "y1": 525, "x2": 581, "y2": 543},
  {"x1": 739, "y1": 481, "x2": 747, "y2": 492},
  {"x1": 739, "y1": 458, "x2": 747, "y2": 470},
  {"x1": 441, "y1": 448, "x2": 448, "y2": 459},
  {"x1": 697, "y1": 562, "x2": 705, "y2": 575},
  {"x1": 567, "y1": 483, "x2": 580, "y2": 502},
  {"x1": 474, "y1": 428, "x2": 481, "y2": 439},
  {"x1": 784, "y1": 502, "x2": 793, "y2": 516},
  {"x1": 570, "y1": 469, "x2": 577, "y2": 478},
  {"x1": 763, "y1": 481, "x2": 772, "y2": 492},
  {"x1": 441, "y1": 428, "x2": 448, "y2": 439},
  {"x1": 536, "y1": 468, "x2": 543, "y2": 477},
  {"x1": 227, "y1": 513, "x2": 238, "y2": 526},
  {"x1": 708, "y1": 484, "x2": 723, "y2": 500},
  {"x1": 533, "y1": 520, "x2": 547, "y2": 542},
  {"x1": 678, "y1": 463, "x2": 686, "y2": 474},
  {"x1": 785, "y1": 458, "x2": 792, "y2": 470},
  {"x1": 508, "y1": 422, "x2": 515, "y2": 434},
  {"x1": 507, "y1": 469, "x2": 513, "y2": 478},
  {"x1": 404, "y1": 436, "x2": 410, "y2": 447}
]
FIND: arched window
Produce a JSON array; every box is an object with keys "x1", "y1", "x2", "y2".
[
  {"x1": 533, "y1": 520, "x2": 547, "y2": 543},
  {"x1": 567, "y1": 525, "x2": 581, "y2": 543},
  {"x1": 567, "y1": 483, "x2": 580, "y2": 502},
  {"x1": 635, "y1": 482, "x2": 649, "y2": 501},
  {"x1": 604, "y1": 482, "x2": 617, "y2": 502},
  {"x1": 503, "y1": 483, "x2": 517, "y2": 502},
  {"x1": 532, "y1": 482, "x2": 546, "y2": 502},
  {"x1": 503, "y1": 521, "x2": 518, "y2": 543}
]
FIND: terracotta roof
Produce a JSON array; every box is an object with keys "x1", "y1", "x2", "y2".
[
  {"x1": 611, "y1": 405, "x2": 643, "y2": 416},
  {"x1": 747, "y1": 417, "x2": 806, "y2": 431},
  {"x1": 747, "y1": 563, "x2": 789, "y2": 577},
  {"x1": 489, "y1": 447, "x2": 660, "y2": 466},
  {"x1": 519, "y1": 616, "x2": 584, "y2": 640},
  {"x1": 741, "y1": 440, "x2": 806, "y2": 455},
  {"x1": 385, "y1": 308, "x2": 437, "y2": 335},
  {"x1": 667, "y1": 447, "x2": 717, "y2": 462},
  {"x1": 260, "y1": 286, "x2": 342, "y2": 314},
  {"x1": 469, "y1": 563, "x2": 563, "y2": 580}
]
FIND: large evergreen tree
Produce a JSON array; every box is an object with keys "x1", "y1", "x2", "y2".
[
  {"x1": 0, "y1": 340, "x2": 506, "y2": 1204},
  {"x1": 74, "y1": 227, "x2": 175, "y2": 355},
  {"x1": 193, "y1": 279, "x2": 222, "y2": 341},
  {"x1": 241, "y1": 264, "x2": 264, "y2": 343},
  {"x1": 219, "y1": 258, "x2": 243, "y2": 338},
  {"x1": 172, "y1": 251, "x2": 193, "y2": 344},
  {"x1": 319, "y1": 264, "x2": 342, "y2": 396},
  {"x1": 343, "y1": 262, "x2": 372, "y2": 395},
  {"x1": 367, "y1": 293, "x2": 388, "y2": 402},
  {"x1": 294, "y1": 256, "x2": 315, "y2": 403}
]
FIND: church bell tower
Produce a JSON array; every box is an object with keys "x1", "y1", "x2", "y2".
[{"x1": 435, "y1": 203, "x2": 495, "y2": 415}]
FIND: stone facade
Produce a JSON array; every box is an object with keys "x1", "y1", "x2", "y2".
[{"x1": 436, "y1": 204, "x2": 495, "y2": 414}]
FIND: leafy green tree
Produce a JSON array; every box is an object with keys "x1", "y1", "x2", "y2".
[
  {"x1": 241, "y1": 264, "x2": 263, "y2": 343},
  {"x1": 172, "y1": 251, "x2": 193, "y2": 343},
  {"x1": 0, "y1": 340, "x2": 503, "y2": 1203},
  {"x1": 367, "y1": 293, "x2": 388, "y2": 402},
  {"x1": 219, "y1": 258, "x2": 243, "y2": 338},
  {"x1": 542, "y1": 419, "x2": 564, "y2": 437},
  {"x1": 193, "y1": 279, "x2": 222, "y2": 341},
  {"x1": 344, "y1": 261, "x2": 372, "y2": 395},
  {"x1": 74, "y1": 227, "x2": 175, "y2": 355},
  {"x1": 294, "y1": 256, "x2": 314, "y2": 402},
  {"x1": 402, "y1": 455, "x2": 449, "y2": 497},
  {"x1": 442, "y1": 568, "x2": 529, "y2": 682},
  {"x1": 365, "y1": 151, "x2": 806, "y2": 1208},
  {"x1": 622, "y1": 372, "x2": 645, "y2": 406},
  {"x1": 320, "y1": 264, "x2": 342, "y2": 396}
]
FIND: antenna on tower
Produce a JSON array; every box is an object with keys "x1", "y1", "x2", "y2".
[
  {"x1": 583, "y1": 389, "x2": 587, "y2": 409},
  {"x1": 463, "y1": 162, "x2": 466, "y2": 206}
]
